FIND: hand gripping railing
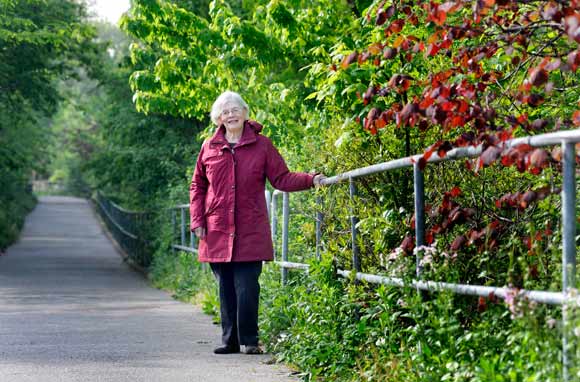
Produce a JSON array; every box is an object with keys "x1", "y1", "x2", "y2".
[{"x1": 171, "y1": 129, "x2": 579, "y2": 380}]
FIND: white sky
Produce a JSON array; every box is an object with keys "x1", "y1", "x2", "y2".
[{"x1": 89, "y1": 0, "x2": 130, "y2": 25}]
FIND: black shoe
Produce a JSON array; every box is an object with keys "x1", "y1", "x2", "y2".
[{"x1": 213, "y1": 344, "x2": 240, "y2": 354}]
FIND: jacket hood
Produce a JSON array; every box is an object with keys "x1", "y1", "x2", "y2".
[
  {"x1": 245, "y1": 120, "x2": 263, "y2": 133},
  {"x1": 209, "y1": 120, "x2": 263, "y2": 146}
]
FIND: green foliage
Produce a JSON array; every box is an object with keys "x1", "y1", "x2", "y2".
[
  {"x1": 258, "y1": 256, "x2": 564, "y2": 382},
  {"x1": 40, "y1": 1, "x2": 579, "y2": 381},
  {"x1": 0, "y1": 0, "x2": 101, "y2": 247}
]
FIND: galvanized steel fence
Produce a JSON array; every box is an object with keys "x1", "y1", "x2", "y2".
[
  {"x1": 93, "y1": 192, "x2": 153, "y2": 268},
  {"x1": 169, "y1": 129, "x2": 580, "y2": 380}
]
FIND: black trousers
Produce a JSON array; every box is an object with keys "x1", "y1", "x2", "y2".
[{"x1": 210, "y1": 261, "x2": 263, "y2": 347}]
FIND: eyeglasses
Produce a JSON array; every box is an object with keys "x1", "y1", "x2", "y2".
[{"x1": 220, "y1": 107, "x2": 243, "y2": 117}]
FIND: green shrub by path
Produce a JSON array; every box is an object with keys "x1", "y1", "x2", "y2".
[
  {"x1": 0, "y1": 183, "x2": 36, "y2": 251},
  {"x1": 146, "y1": 248, "x2": 568, "y2": 381}
]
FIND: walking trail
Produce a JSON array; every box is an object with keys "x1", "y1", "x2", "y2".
[{"x1": 0, "y1": 196, "x2": 297, "y2": 382}]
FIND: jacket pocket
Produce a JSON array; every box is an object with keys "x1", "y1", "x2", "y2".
[{"x1": 206, "y1": 208, "x2": 228, "y2": 232}]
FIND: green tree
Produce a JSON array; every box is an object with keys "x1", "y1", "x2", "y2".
[{"x1": 0, "y1": 0, "x2": 102, "y2": 249}]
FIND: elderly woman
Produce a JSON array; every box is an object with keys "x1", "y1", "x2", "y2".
[{"x1": 189, "y1": 91, "x2": 324, "y2": 354}]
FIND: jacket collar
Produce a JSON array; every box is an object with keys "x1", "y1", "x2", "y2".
[{"x1": 208, "y1": 120, "x2": 263, "y2": 149}]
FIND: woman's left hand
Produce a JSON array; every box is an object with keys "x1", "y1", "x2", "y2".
[{"x1": 313, "y1": 174, "x2": 327, "y2": 187}]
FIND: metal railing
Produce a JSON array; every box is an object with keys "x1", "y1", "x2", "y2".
[
  {"x1": 93, "y1": 192, "x2": 153, "y2": 268},
  {"x1": 170, "y1": 204, "x2": 199, "y2": 255},
  {"x1": 170, "y1": 129, "x2": 579, "y2": 380}
]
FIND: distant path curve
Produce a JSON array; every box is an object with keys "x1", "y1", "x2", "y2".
[{"x1": 0, "y1": 196, "x2": 297, "y2": 382}]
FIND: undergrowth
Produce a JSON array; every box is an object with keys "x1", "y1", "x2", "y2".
[{"x1": 148, "y1": 247, "x2": 575, "y2": 381}]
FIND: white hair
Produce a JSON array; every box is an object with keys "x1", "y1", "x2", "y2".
[{"x1": 210, "y1": 91, "x2": 249, "y2": 125}]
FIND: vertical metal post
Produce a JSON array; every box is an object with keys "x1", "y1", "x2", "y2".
[
  {"x1": 316, "y1": 196, "x2": 322, "y2": 261},
  {"x1": 271, "y1": 192, "x2": 278, "y2": 251},
  {"x1": 266, "y1": 190, "x2": 272, "y2": 221},
  {"x1": 413, "y1": 162, "x2": 426, "y2": 278},
  {"x1": 180, "y1": 207, "x2": 186, "y2": 247},
  {"x1": 282, "y1": 192, "x2": 290, "y2": 285},
  {"x1": 171, "y1": 209, "x2": 177, "y2": 253},
  {"x1": 561, "y1": 141, "x2": 577, "y2": 382},
  {"x1": 349, "y1": 177, "x2": 361, "y2": 272}
]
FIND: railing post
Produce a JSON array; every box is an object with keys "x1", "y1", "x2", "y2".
[
  {"x1": 180, "y1": 207, "x2": 186, "y2": 247},
  {"x1": 349, "y1": 177, "x2": 361, "y2": 272},
  {"x1": 282, "y1": 192, "x2": 290, "y2": 285},
  {"x1": 271, "y1": 192, "x2": 278, "y2": 255},
  {"x1": 316, "y1": 196, "x2": 322, "y2": 261},
  {"x1": 171, "y1": 209, "x2": 177, "y2": 254},
  {"x1": 266, "y1": 190, "x2": 272, "y2": 221},
  {"x1": 413, "y1": 162, "x2": 426, "y2": 278},
  {"x1": 561, "y1": 141, "x2": 577, "y2": 382}
]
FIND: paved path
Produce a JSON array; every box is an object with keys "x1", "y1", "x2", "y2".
[{"x1": 0, "y1": 196, "x2": 297, "y2": 382}]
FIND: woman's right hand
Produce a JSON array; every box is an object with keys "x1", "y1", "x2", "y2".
[{"x1": 194, "y1": 227, "x2": 206, "y2": 238}]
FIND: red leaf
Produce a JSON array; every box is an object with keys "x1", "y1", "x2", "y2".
[
  {"x1": 383, "y1": 47, "x2": 397, "y2": 59},
  {"x1": 376, "y1": 9, "x2": 388, "y2": 25},
  {"x1": 530, "y1": 119, "x2": 548, "y2": 131},
  {"x1": 465, "y1": 159, "x2": 473, "y2": 170},
  {"x1": 429, "y1": 9, "x2": 447, "y2": 26},
  {"x1": 520, "y1": 190, "x2": 537, "y2": 208},
  {"x1": 424, "y1": 141, "x2": 442, "y2": 161},
  {"x1": 419, "y1": 96, "x2": 434, "y2": 109},
  {"x1": 386, "y1": 19, "x2": 405, "y2": 36},
  {"x1": 573, "y1": 110, "x2": 580, "y2": 126},
  {"x1": 437, "y1": 141, "x2": 453, "y2": 157},
  {"x1": 441, "y1": 101, "x2": 455, "y2": 111},
  {"x1": 450, "y1": 186, "x2": 461, "y2": 197},
  {"x1": 450, "y1": 235, "x2": 467, "y2": 251},
  {"x1": 450, "y1": 115, "x2": 465, "y2": 128},
  {"x1": 427, "y1": 43, "x2": 440, "y2": 56},
  {"x1": 478, "y1": 296, "x2": 487, "y2": 312},
  {"x1": 480, "y1": 145, "x2": 502, "y2": 166},
  {"x1": 497, "y1": 129, "x2": 512, "y2": 142},
  {"x1": 364, "y1": 108, "x2": 380, "y2": 130},
  {"x1": 368, "y1": 42, "x2": 383, "y2": 55},
  {"x1": 501, "y1": 154, "x2": 514, "y2": 166},
  {"x1": 529, "y1": 148, "x2": 549, "y2": 168},
  {"x1": 341, "y1": 52, "x2": 358, "y2": 69},
  {"x1": 457, "y1": 99, "x2": 469, "y2": 113},
  {"x1": 400, "y1": 235, "x2": 415, "y2": 254},
  {"x1": 529, "y1": 68, "x2": 549, "y2": 87},
  {"x1": 425, "y1": 231, "x2": 434, "y2": 245}
]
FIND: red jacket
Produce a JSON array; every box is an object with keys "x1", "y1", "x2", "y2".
[{"x1": 189, "y1": 120, "x2": 315, "y2": 262}]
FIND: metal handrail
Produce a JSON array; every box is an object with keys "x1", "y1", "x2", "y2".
[
  {"x1": 321, "y1": 129, "x2": 580, "y2": 185},
  {"x1": 93, "y1": 193, "x2": 152, "y2": 268},
  {"x1": 94, "y1": 194, "x2": 138, "y2": 239},
  {"x1": 170, "y1": 128, "x2": 579, "y2": 379}
]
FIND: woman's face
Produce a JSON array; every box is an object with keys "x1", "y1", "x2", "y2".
[{"x1": 218, "y1": 102, "x2": 245, "y2": 132}]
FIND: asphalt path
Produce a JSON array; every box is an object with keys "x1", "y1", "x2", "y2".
[{"x1": 0, "y1": 196, "x2": 297, "y2": 382}]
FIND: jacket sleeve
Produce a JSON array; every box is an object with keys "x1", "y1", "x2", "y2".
[
  {"x1": 189, "y1": 143, "x2": 208, "y2": 231},
  {"x1": 265, "y1": 139, "x2": 315, "y2": 192}
]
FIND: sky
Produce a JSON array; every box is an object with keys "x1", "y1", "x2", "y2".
[{"x1": 88, "y1": 0, "x2": 131, "y2": 25}]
